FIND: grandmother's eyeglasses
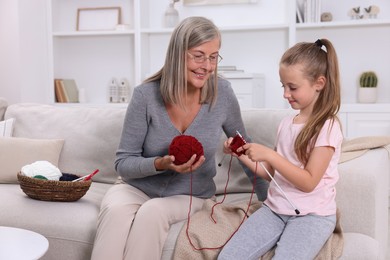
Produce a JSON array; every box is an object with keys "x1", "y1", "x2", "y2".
[{"x1": 187, "y1": 52, "x2": 223, "y2": 64}]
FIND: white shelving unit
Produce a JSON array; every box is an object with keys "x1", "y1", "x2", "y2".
[
  {"x1": 339, "y1": 103, "x2": 390, "y2": 138},
  {"x1": 222, "y1": 73, "x2": 265, "y2": 109},
  {"x1": 47, "y1": 0, "x2": 293, "y2": 107},
  {"x1": 46, "y1": 0, "x2": 390, "y2": 137},
  {"x1": 48, "y1": 0, "x2": 135, "y2": 104}
]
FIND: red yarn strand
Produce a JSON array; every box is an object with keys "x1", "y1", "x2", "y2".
[
  {"x1": 185, "y1": 156, "x2": 258, "y2": 251},
  {"x1": 210, "y1": 155, "x2": 233, "y2": 223}
]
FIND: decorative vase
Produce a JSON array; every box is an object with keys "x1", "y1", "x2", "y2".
[
  {"x1": 118, "y1": 78, "x2": 131, "y2": 103},
  {"x1": 108, "y1": 78, "x2": 119, "y2": 103},
  {"x1": 358, "y1": 87, "x2": 377, "y2": 103},
  {"x1": 164, "y1": 3, "x2": 179, "y2": 28}
]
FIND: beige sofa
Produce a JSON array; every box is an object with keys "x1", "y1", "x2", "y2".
[{"x1": 0, "y1": 98, "x2": 388, "y2": 259}]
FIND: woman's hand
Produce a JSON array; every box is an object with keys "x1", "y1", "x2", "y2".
[
  {"x1": 154, "y1": 154, "x2": 206, "y2": 173},
  {"x1": 223, "y1": 137, "x2": 240, "y2": 157}
]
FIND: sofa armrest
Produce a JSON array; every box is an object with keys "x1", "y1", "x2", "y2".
[{"x1": 337, "y1": 147, "x2": 389, "y2": 259}]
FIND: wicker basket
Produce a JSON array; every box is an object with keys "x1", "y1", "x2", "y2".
[{"x1": 17, "y1": 172, "x2": 91, "y2": 202}]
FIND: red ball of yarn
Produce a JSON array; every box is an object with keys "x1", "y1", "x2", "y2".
[{"x1": 169, "y1": 135, "x2": 204, "y2": 165}]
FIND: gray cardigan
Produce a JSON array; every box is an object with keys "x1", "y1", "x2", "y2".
[{"x1": 115, "y1": 78, "x2": 263, "y2": 199}]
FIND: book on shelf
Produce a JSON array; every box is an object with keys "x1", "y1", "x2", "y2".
[
  {"x1": 54, "y1": 79, "x2": 67, "y2": 103},
  {"x1": 298, "y1": 0, "x2": 321, "y2": 23},
  {"x1": 54, "y1": 79, "x2": 79, "y2": 103},
  {"x1": 62, "y1": 79, "x2": 79, "y2": 102},
  {"x1": 296, "y1": 3, "x2": 304, "y2": 23}
]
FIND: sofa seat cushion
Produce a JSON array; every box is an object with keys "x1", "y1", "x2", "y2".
[{"x1": 0, "y1": 182, "x2": 111, "y2": 260}]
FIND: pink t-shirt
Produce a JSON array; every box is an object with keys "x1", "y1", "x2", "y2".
[{"x1": 264, "y1": 115, "x2": 343, "y2": 216}]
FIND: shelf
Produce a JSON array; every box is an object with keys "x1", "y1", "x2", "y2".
[
  {"x1": 46, "y1": 0, "x2": 390, "y2": 107},
  {"x1": 296, "y1": 19, "x2": 390, "y2": 29},
  {"x1": 52, "y1": 30, "x2": 135, "y2": 37},
  {"x1": 340, "y1": 103, "x2": 390, "y2": 113},
  {"x1": 140, "y1": 24, "x2": 289, "y2": 34},
  {"x1": 140, "y1": 28, "x2": 174, "y2": 34},
  {"x1": 219, "y1": 23, "x2": 289, "y2": 32}
]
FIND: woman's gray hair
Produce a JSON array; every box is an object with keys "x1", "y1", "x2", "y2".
[{"x1": 145, "y1": 16, "x2": 221, "y2": 107}]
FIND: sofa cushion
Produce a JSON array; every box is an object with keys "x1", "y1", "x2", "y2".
[
  {"x1": 5, "y1": 103, "x2": 126, "y2": 184},
  {"x1": 0, "y1": 118, "x2": 15, "y2": 137},
  {"x1": 0, "y1": 137, "x2": 64, "y2": 183}
]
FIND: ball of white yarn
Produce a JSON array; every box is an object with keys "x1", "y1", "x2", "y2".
[{"x1": 21, "y1": 161, "x2": 62, "y2": 181}]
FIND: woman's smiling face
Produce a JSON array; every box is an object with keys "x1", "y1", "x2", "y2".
[{"x1": 186, "y1": 37, "x2": 220, "y2": 90}]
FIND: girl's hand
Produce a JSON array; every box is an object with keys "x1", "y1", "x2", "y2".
[
  {"x1": 155, "y1": 154, "x2": 206, "y2": 173},
  {"x1": 240, "y1": 143, "x2": 273, "y2": 162}
]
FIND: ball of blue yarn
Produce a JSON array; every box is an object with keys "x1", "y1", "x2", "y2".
[{"x1": 59, "y1": 173, "x2": 79, "y2": 181}]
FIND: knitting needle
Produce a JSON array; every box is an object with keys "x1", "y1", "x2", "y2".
[
  {"x1": 72, "y1": 169, "x2": 99, "y2": 182},
  {"x1": 218, "y1": 154, "x2": 227, "y2": 167},
  {"x1": 258, "y1": 162, "x2": 300, "y2": 215}
]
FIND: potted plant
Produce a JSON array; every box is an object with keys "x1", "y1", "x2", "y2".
[{"x1": 358, "y1": 71, "x2": 378, "y2": 103}]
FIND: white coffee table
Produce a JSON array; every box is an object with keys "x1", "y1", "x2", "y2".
[{"x1": 0, "y1": 226, "x2": 49, "y2": 260}]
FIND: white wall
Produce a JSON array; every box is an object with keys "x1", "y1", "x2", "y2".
[
  {"x1": 0, "y1": 0, "x2": 48, "y2": 105},
  {"x1": 0, "y1": 0, "x2": 21, "y2": 104},
  {"x1": 2, "y1": 1, "x2": 389, "y2": 105},
  {"x1": 18, "y1": 0, "x2": 50, "y2": 103}
]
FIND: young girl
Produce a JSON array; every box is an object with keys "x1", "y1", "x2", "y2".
[{"x1": 218, "y1": 39, "x2": 343, "y2": 260}]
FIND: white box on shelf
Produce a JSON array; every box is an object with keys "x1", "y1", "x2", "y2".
[{"x1": 220, "y1": 72, "x2": 265, "y2": 109}]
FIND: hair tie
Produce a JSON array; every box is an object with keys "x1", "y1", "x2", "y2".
[{"x1": 315, "y1": 39, "x2": 323, "y2": 48}]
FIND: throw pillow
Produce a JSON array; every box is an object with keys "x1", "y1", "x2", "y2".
[
  {"x1": 0, "y1": 97, "x2": 7, "y2": 120},
  {"x1": 0, "y1": 137, "x2": 64, "y2": 184},
  {"x1": 0, "y1": 118, "x2": 15, "y2": 137}
]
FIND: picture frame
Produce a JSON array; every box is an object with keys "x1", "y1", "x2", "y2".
[
  {"x1": 77, "y1": 7, "x2": 122, "y2": 31},
  {"x1": 183, "y1": 0, "x2": 258, "y2": 5}
]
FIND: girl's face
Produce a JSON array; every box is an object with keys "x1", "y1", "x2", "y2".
[
  {"x1": 279, "y1": 63, "x2": 323, "y2": 115},
  {"x1": 186, "y1": 38, "x2": 220, "y2": 90}
]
